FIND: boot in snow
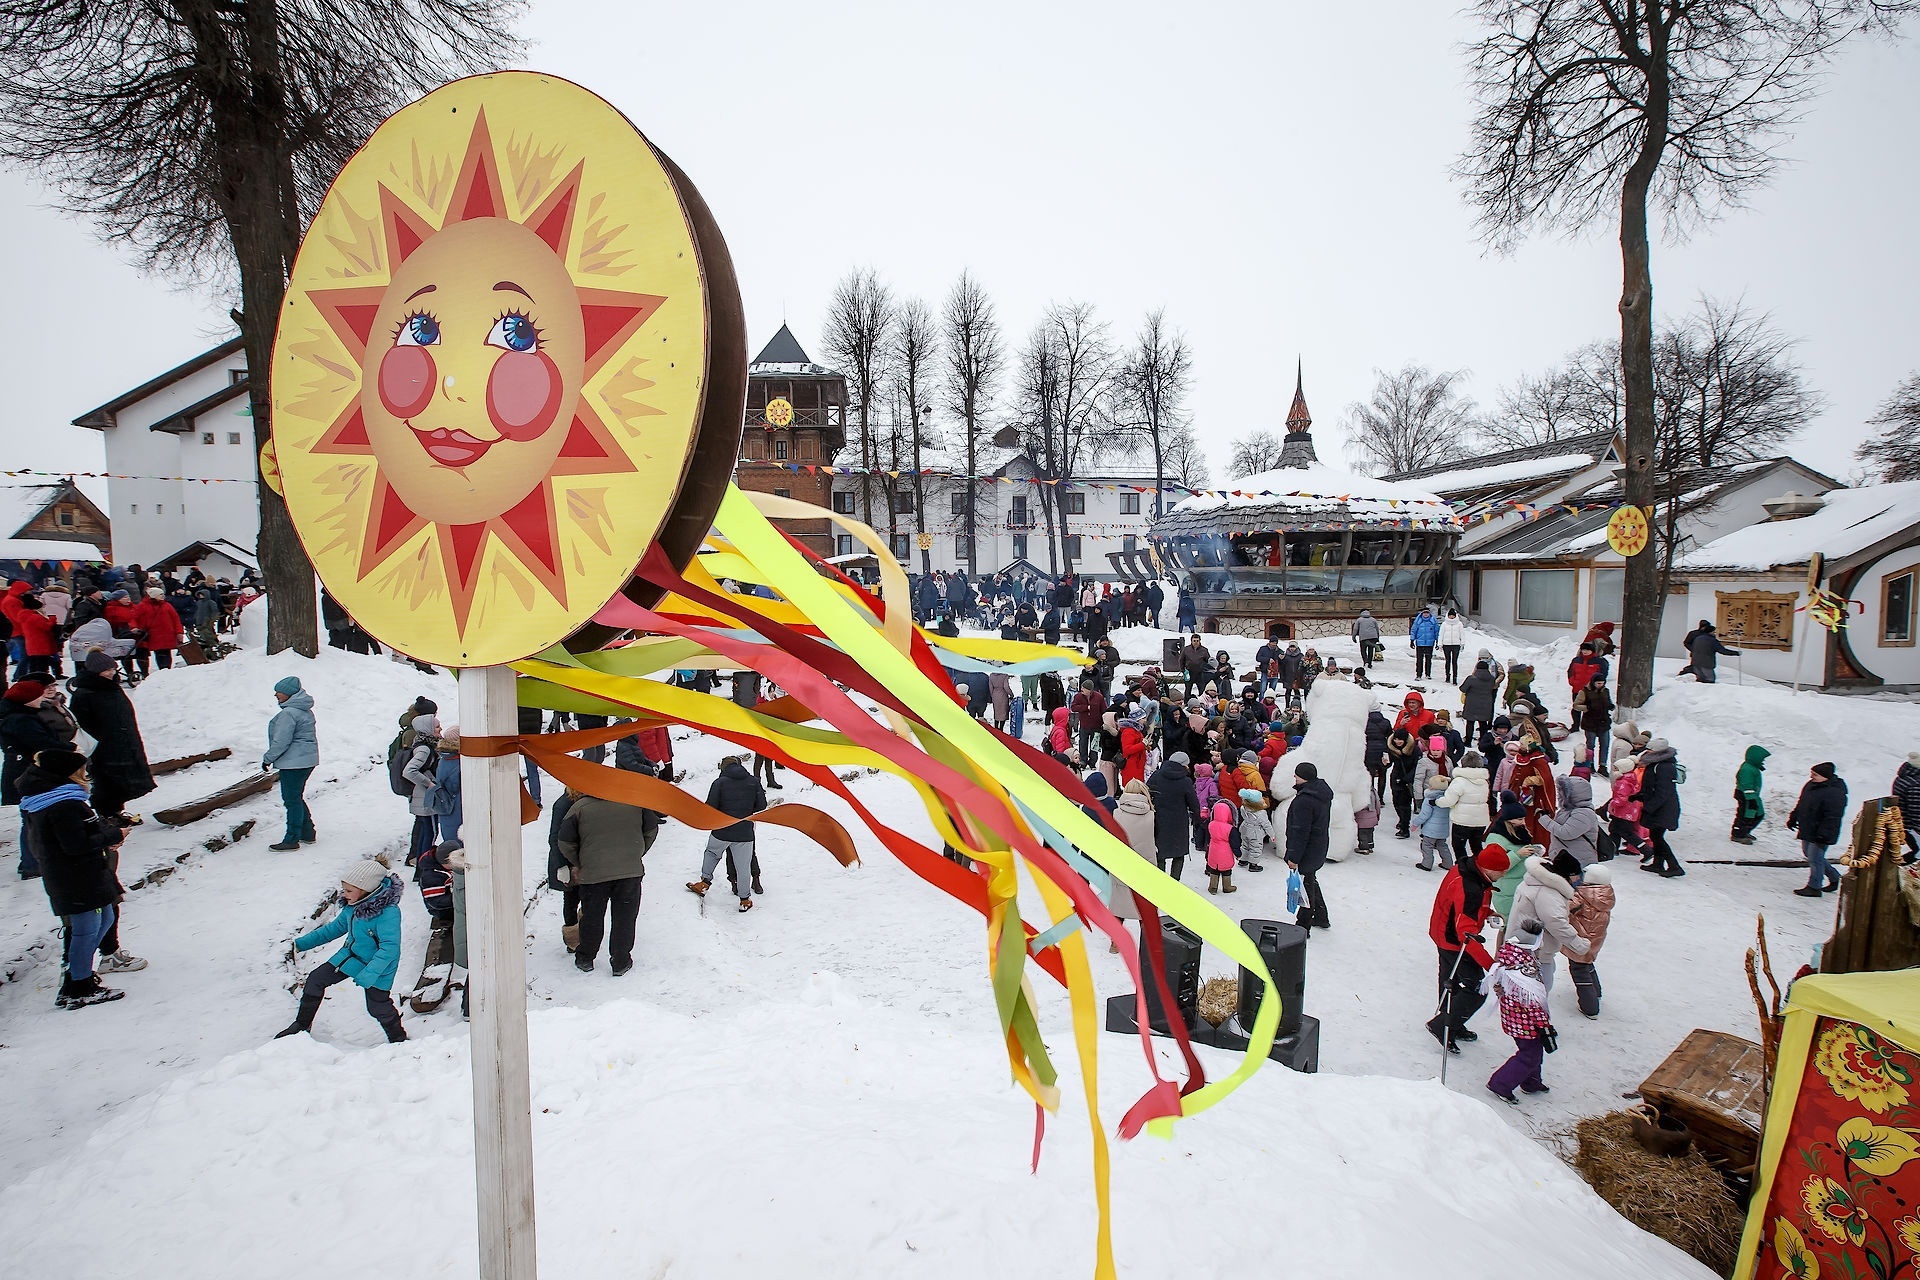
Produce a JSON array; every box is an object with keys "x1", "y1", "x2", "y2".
[
  {"x1": 56, "y1": 976, "x2": 126, "y2": 1009},
  {"x1": 685, "y1": 880, "x2": 709, "y2": 897},
  {"x1": 1569, "y1": 961, "x2": 1602, "y2": 1018},
  {"x1": 1207, "y1": 873, "x2": 1220, "y2": 895},
  {"x1": 274, "y1": 1023, "x2": 309, "y2": 1039},
  {"x1": 98, "y1": 949, "x2": 147, "y2": 974}
]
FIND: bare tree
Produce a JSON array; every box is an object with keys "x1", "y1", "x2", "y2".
[
  {"x1": 822, "y1": 267, "x2": 896, "y2": 529},
  {"x1": 890, "y1": 296, "x2": 940, "y2": 570},
  {"x1": 1652, "y1": 296, "x2": 1821, "y2": 468},
  {"x1": 1458, "y1": 0, "x2": 1912, "y2": 705},
  {"x1": 1159, "y1": 423, "x2": 1211, "y2": 492},
  {"x1": 1015, "y1": 320, "x2": 1065, "y2": 576},
  {"x1": 1856, "y1": 374, "x2": 1920, "y2": 482},
  {"x1": 0, "y1": 0, "x2": 522, "y2": 657},
  {"x1": 1228, "y1": 430, "x2": 1288, "y2": 479},
  {"x1": 1342, "y1": 364, "x2": 1479, "y2": 474},
  {"x1": 1115, "y1": 308, "x2": 1194, "y2": 517},
  {"x1": 941, "y1": 271, "x2": 1003, "y2": 577}
]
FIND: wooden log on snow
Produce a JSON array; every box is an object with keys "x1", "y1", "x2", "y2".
[
  {"x1": 152, "y1": 771, "x2": 277, "y2": 826},
  {"x1": 149, "y1": 746, "x2": 234, "y2": 777}
]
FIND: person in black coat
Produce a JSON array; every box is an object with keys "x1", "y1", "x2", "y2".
[
  {"x1": 1459, "y1": 662, "x2": 1498, "y2": 745},
  {"x1": 1364, "y1": 708, "x2": 1392, "y2": 803},
  {"x1": 1145, "y1": 752, "x2": 1204, "y2": 882},
  {"x1": 67, "y1": 652, "x2": 153, "y2": 825},
  {"x1": 1680, "y1": 621, "x2": 1739, "y2": 683},
  {"x1": 1, "y1": 677, "x2": 75, "y2": 878},
  {"x1": 692, "y1": 757, "x2": 768, "y2": 911},
  {"x1": 18, "y1": 750, "x2": 128, "y2": 1007},
  {"x1": 1285, "y1": 761, "x2": 1334, "y2": 930},
  {"x1": 1787, "y1": 762, "x2": 1849, "y2": 897},
  {"x1": 1632, "y1": 737, "x2": 1685, "y2": 877}
]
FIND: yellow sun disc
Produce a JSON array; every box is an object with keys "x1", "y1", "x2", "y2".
[{"x1": 271, "y1": 72, "x2": 725, "y2": 667}]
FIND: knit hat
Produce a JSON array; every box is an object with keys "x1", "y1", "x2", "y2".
[
  {"x1": 273, "y1": 675, "x2": 302, "y2": 697},
  {"x1": 413, "y1": 695, "x2": 438, "y2": 716},
  {"x1": 439, "y1": 728, "x2": 461, "y2": 750},
  {"x1": 1294, "y1": 761, "x2": 1318, "y2": 783},
  {"x1": 1644, "y1": 736, "x2": 1670, "y2": 754},
  {"x1": 1472, "y1": 846, "x2": 1511, "y2": 878},
  {"x1": 3, "y1": 679, "x2": 48, "y2": 703},
  {"x1": 1167, "y1": 751, "x2": 1191, "y2": 768},
  {"x1": 35, "y1": 748, "x2": 88, "y2": 777},
  {"x1": 1909, "y1": 752, "x2": 1920, "y2": 768},
  {"x1": 82, "y1": 650, "x2": 116, "y2": 675},
  {"x1": 1548, "y1": 850, "x2": 1583, "y2": 880},
  {"x1": 1811, "y1": 761, "x2": 1836, "y2": 779},
  {"x1": 340, "y1": 859, "x2": 390, "y2": 895},
  {"x1": 1461, "y1": 750, "x2": 1483, "y2": 769},
  {"x1": 146, "y1": 586, "x2": 164, "y2": 599},
  {"x1": 1428, "y1": 735, "x2": 1447, "y2": 752}
]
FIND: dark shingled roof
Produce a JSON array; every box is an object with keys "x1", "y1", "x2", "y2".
[
  {"x1": 1384, "y1": 428, "x2": 1618, "y2": 483},
  {"x1": 753, "y1": 324, "x2": 813, "y2": 366}
]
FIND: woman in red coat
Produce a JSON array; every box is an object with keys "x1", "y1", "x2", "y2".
[
  {"x1": 130, "y1": 589, "x2": 184, "y2": 676},
  {"x1": 1118, "y1": 718, "x2": 1147, "y2": 785},
  {"x1": 11, "y1": 592, "x2": 58, "y2": 681}
]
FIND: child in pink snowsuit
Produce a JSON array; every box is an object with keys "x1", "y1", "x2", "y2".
[{"x1": 1206, "y1": 800, "x2": 1237, "y2": 894}]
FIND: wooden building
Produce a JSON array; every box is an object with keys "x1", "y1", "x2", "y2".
[{"x1": 732, "y1": 325, "x2": 847, "y2": 557}]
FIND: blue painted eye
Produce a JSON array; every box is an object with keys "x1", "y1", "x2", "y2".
[
  {"x1": 395, "y1": 312, "x2": 440, "y2": 346},
  {"x1": 487, "y1": 312, "x2": 540, "y2": 353}
]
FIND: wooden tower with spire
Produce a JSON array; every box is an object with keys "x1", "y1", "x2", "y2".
[{"x1": 1278, "y1": 358, "x2": 1320, "y2": 469}]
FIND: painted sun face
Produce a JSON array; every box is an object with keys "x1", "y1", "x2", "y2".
[{"x1": 364, "y1": 219, "x2": 587, "y2": 526}]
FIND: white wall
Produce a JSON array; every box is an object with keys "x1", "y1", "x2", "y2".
[
  {"x1": 1678, "y1": 577, "x2": 1814, "y2": 685},
  {"x1": 1848, "y1": 544, "x2": 1920, "y2": 687},
  {"x1": 98, "y1": 352, "x2": 257, "y2": 564}
]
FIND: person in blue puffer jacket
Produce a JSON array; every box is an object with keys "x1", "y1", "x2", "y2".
[
  {"x1": 263, "y1": 675, "x2": 318, "y2": 851},
  {"x1": 1409, "y1": 607, "x2": 1442, "y2": 681},
  {"x1": 276, "y1": 859, "x2": 406, "y2": 1042}
]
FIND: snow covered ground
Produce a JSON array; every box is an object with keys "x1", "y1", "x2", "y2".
[{"x1": 0, "y1": 614, "x2": 1911, "y2": 1278}]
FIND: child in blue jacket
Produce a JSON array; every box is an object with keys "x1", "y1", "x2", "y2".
[{"x1": 276, "y1": 859, "x2": 407, "y2": 1042}]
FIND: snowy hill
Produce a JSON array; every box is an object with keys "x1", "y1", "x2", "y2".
[{"x1": 2, "y1": 617, "x2": 1909, "y2": 1277}]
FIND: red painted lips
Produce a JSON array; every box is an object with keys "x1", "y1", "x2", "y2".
[{"x1": 413, "y1": 427, "x2": 493, "y2": 467}]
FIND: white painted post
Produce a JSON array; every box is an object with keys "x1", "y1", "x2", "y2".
[{"x1": 458, "y1": 664, "x2": 538, "y2": 1279}]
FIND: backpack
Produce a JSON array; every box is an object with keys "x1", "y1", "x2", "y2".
[{"x1": 388, "y1": 737, "x2": 436, "y2": 797}]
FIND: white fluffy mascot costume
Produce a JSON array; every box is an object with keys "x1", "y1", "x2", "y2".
[{"x1": 1268, "y1": 677, "x2": 1375, "y2": 863}]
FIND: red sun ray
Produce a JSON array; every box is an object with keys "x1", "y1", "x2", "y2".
[
  {"x1": 311, "y1": 404, "x2": 372, "y2": 456},
  {"x1": 445, "y1": 107, "x2": 507, "y2": 225},
  {"x1": 309, "y1": 284, "x2": 389, "y2": 364},
  {"x1": 549, "y1": 403, "x2": 638, "y2": 478},
  {"x1": 578, "y1": 287, "x2": 668, "y2": 378},
  {"x1": 357, "y1": 475, "x2": 430, "y2": 581},
  {"x1": 524, "y1": 161, "x2": 585, "y2": 257},
  {"x1": 379, "y1": 185, "x2": 438, "y2": 268},
  {"x1": 494, "y1": 484, "x2": 568, "y2": 606}
]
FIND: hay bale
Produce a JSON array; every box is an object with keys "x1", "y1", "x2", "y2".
[
  {"x1": 1568, "y1": 1111, "x2": 1744, "y2": 1275},
  {"x1": 1196, "y1": 976, "x2": 1237, "y2": 1027}
]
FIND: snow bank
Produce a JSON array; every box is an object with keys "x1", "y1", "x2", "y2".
[{"x1": 0, "y1": 990, "x2": 1713, "y2": 1280}]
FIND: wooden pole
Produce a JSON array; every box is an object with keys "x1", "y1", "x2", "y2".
[{"x1": 459, "y1": 664, "x2": 538, "y2": 1279}]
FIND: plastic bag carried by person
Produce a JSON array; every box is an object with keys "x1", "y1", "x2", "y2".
[{"x1": 1286, "y1": 868, "x2": 1304, "y2": 915}]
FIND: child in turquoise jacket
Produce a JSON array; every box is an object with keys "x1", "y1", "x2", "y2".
[
  {"x1": 276, "y1": 859, "x2": 407, "y2": 1042},
  {"x1": 1731, "y1": 745, "x2": 1769, "y2": 844}
]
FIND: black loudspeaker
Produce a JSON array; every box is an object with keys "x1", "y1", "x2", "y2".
[
  {"x1": 1141, "y1": 918, "x2": 1202, "y2": 1034},
  {"x1": 1236, "y1": 919, "x2": 1307, "y2": 1038},
  {"x1": 1207, "y1": 1013, "x2": 1321, "y2": 1073},
  {"x1": 1162, "y1": 637, "x2": 1184, "y2": 670}
]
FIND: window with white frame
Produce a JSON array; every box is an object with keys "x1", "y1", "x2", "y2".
[
  {"x1": 773, "y1": 439, "x2": 788, "y2": 461},
  {"x1": 1516, "y1": 569, "x2": 1577, "y2": 625}
]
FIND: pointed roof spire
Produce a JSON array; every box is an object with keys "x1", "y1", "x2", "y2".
[
  {"x1": 1285, "y1": 357, "x2": 1312, "y2": 434},
  {"x1": 753, "y1": 323, "x2": 812, "y2": 365}
]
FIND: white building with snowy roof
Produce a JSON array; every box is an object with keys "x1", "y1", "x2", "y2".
[
  {"x1": 1675, "y1": 481, "x2": 1920, "y2": 689},
  {"x1": 1151, "y1": 368, "x2": 1461, "y2": 640}
]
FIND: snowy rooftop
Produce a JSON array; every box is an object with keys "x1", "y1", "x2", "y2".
[
  {"x1": 1410, "y1": 453, "x2": 1595, "y2": 498},
  {"x1": 1161, "y1": 461, "x2": 1458, "y2": 528},
  {"x1": 0, "y1": 537, "x2": 105, "y2": 562},
  {"x1": 1680, "y1": 480, "x2": 1920, "y2": 572},
  {"x1": 0, "y1": 479, "x2": 66, "y2": 538}
]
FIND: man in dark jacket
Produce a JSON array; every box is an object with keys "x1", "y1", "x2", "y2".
[
  {"x1": 1633, "y1": 737, "x2": 1685, "y2": 877},
  {"x1": 19, "y1": 749, "x2": 128, "y2": 1007},
  {"x1": 558, "y1": 790, "x2": 658, "y2": 974},
  {"x1": 1458, "y1": 662, "x2": 1498, "y2": 747},
  {"x1": 1787, "y1": 762, "x2": 1849, "y2": 898},
  {"x1": 68, "y1": 651, "x2": 153, "y2": 825},
  {"x1": 1285, "y1": 761, "x2": 1334, "y2": 931},
  {"x1": 1, "y1": 678, "x2": 74, "y2": 878},
  {"x1": 1363, "y1": 707, "x2": 1392, "y2": 804},
  {"x1": 1181, "y1": 636, "x2": 1211, "y2": 700},
  {"x1": 1680, "y1": 620, "x2": 1739, "y2": 683},
  {"x1": 692, "y1": 757, "x2": 768, "y2": 911},
  {"x1": 1145, "y1": 751, "x2": 1204, "y2": 881}
]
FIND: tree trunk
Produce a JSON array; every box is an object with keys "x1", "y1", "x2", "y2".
[
  {"x1": 1615, "y1": 68, "x2": 1669, "y2": 710},
  {"x1": 214, "y1": 0, "x2": 316, "y2": 657}
]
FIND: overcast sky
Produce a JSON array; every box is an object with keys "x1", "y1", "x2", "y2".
[{"x1": 6, "y1": 1, "x2": 1917, "y2": 489}]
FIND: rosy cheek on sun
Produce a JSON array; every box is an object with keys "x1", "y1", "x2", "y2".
[
  {"x1": 486, "y1": 349, "x2": 564, "y2": 442},
  {"x1": 379, "y1": 345, "x2": 436, "y2": 419}
]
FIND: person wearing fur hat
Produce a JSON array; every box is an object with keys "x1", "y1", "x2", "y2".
[
  {"x1": 1387, "y1": 726, "x2": 1420, "y2": 839},
  {"x1": 1787, "y1": 762, "x2": 1849, "y2": 897},
  {"x1": 1, "y1": 677, "x2": 75, "y2": 878},
  {"x1": 263, "y1": 675, "x2": 319, "y2": 851},
  {"x1": 19, "y1": 748, "x2": 132, "y2": 1007},
  {"x1": 1484, "y1": 919, "x2": 1553, "y2": 1104},
  {"x1": 277, "y1": 859, "x2": 406, "y2": 1041},
  {"x1": 69, "y1": 650, "x2": 153, "y2": 826},
  {"x1": 1509, "y1": 849, "x2": 1592, "y2": 995},
  {"x1": 1427, "y1": 844, "x2": 1512, "y2": 1051},
  {"x1": 1286, "y1": 761, "x2": 1334, "y2": 930},
  {"x1": 1567, "y1": 862, "x2": 1614, "y2": 1017}
]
